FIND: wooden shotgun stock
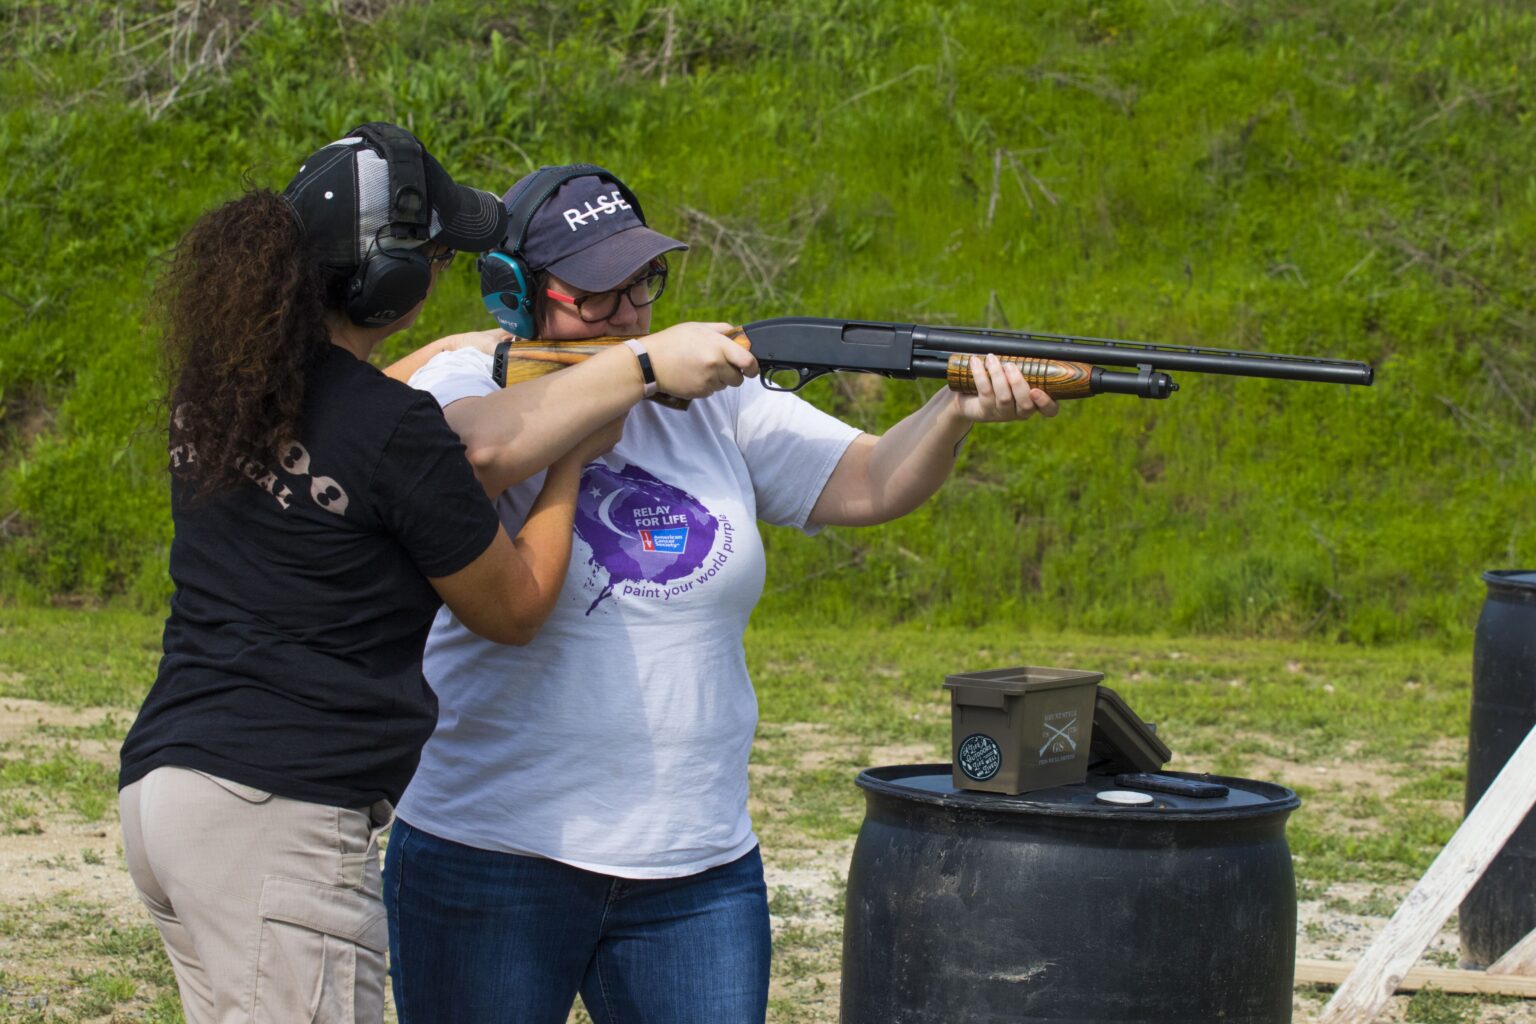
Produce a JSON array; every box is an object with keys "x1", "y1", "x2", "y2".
[{"x1": 494, "y1": 334, "x2": 741, "y2": 410}]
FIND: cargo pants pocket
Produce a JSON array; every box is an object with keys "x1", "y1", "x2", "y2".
[{"x1": 253, "y1": 876, "x2": 388, "y2": 1024}]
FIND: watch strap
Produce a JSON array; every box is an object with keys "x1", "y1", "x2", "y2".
[{"x1": 623, "y1": 338, "x2": 658, "y2": 398}]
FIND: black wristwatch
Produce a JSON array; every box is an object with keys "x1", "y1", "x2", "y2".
[{"x1": 623, "y1": 338, "x2": 659, "y2": 397}]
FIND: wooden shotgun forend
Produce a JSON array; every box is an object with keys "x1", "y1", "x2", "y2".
[{"x1": 945, "y1": 354, "x2": 1097, "y2": 399}]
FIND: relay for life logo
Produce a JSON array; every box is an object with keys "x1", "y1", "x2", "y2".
[{"x1": 573, "y1": 463, "x2": 731, "y2": 613}]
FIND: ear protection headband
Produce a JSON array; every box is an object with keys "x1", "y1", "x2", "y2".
[
  {"x1": 345, "y1": 122, "x2": 434, "y2": 327},
  {"x1": 479, "y1": 164, "x2": 645, "y2": 338}
]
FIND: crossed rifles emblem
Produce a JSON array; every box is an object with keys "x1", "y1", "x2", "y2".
[{"x1": 1038, "y1": 716, "x2": 1079, "y2": 758}]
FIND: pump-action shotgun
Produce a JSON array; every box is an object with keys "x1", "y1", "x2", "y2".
[{"x1": 489, "y1": 316, "x2": 1376, "y2": 404}]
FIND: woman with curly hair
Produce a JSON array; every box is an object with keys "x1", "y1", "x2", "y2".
[{"x1": 113, "y1": 124, "x2": 755, "y2": 1023}]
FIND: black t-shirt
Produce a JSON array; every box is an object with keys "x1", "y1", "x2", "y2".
[{"x1": 119, "y1": 345, "x2": 501, "y2": 807}]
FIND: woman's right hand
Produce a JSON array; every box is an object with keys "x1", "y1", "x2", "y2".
[{"x1": 641, "y1": 322, "x2": 759, "y2": 400}]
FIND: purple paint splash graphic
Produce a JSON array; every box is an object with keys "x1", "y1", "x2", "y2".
[{"x1": 574, "y1": 463, "x2": 719, "y2": 613}]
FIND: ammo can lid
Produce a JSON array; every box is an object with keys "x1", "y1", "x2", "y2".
[
  {"x1": 1091, "y1": 685, "x2": 1172, "y2": 771},
  {"x1": 944, "y1": 666, "x2": 1105, "y2": 696}
]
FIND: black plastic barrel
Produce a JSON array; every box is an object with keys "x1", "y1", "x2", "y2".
[
  {"x1": 841, "y1": 765, "x2": 1300, "y2": 1023},
  {"x1": 1460, "y1": 570, "x2": 1536, "y2": 966}
]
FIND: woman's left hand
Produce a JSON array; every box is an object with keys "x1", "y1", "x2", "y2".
[{"x1": 952, "y1": 354, "x2": 1059, "y2": 422}]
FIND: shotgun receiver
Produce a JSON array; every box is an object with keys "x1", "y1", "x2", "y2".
[{"x1": 490, "y1": 316, "x2": 1376, "y2": 402}]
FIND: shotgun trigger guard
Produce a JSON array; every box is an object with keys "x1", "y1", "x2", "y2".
[{"x1": 762, "y1": 367, "x2": 824, "y2": 392}]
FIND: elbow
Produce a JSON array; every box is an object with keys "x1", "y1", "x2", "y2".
[
  {"x1": 500, "y1": 624, "x2": 537, "y2": 647},
  {"x1": 464, "y1": 619, "x2": 539, "y2": 647},
  {"x1": 465, "y1": 441, "x2": 542, "y2": 495},
  {"x1": 464, "y1": 443, "x2": 518, "y2": 498},
  {"x1": 464, "y1": 441, "x2": 504, "y2": 481},
  {"x1": 492, "y1": 604, "x2": 554, "y2": 647}
]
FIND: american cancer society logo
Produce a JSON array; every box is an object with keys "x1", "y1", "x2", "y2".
[{"x1": 640, "y1": 527, "x2": 689, "y2": 553}]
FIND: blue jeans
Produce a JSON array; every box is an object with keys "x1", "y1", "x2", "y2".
[{"x1": 383, "y1": 818, "x2": 771, "y2": 1024}]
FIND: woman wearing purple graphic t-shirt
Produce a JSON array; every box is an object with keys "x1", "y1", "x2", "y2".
[{"x1": 381, "y1": 167, "x2": 1056, "y2": 1024}]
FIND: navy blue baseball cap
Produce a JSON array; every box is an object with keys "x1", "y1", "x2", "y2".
[{"x1": 508, "y1": 171, "x2": 686, "y2": 292}]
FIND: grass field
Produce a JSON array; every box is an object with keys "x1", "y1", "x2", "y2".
[
  {"x1": 0, "y1": 606, "x2": 1523, "y2": 1022},
  {"x1": 4, "y1": 0, "x2": 1534, "y2": 641}
]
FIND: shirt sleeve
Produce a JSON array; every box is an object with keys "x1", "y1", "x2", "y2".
[
  {"x1": 733, "y1": 383, "x2": 862, "y2": 531},
  {"x1": 372, "y1": 393, "x2": 501, "y2": 578},
  {"x1": 408, "y1": 348, "x2": 500, "y2": 408}
]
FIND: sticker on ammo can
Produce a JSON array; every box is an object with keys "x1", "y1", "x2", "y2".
[
  {"x1": 957, "y1": 733, "x2": 1002, "y2": 781},
  {"x1": 1038, "y1": 710, "x2": 1080, "y2": 764}
]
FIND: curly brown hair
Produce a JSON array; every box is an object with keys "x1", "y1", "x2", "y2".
[{"x1": 157, "y1": 188, "x2": 347, "y2": 500}]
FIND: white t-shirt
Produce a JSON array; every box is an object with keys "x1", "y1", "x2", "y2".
[{"x1": 396, "y1": 349, "x2": 861, "y2": 878}]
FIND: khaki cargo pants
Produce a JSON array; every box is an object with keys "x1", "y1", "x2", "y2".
[{"x1": 119, "y1": 766, "x2": 392, "y2": 1024}]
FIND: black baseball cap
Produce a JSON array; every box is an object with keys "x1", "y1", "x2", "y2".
[
  {"x1": 283, "y1": 124, "x2": 506, "y2": 269},
  {"x1": 506, "y1": 170, "x2": 686, "y2": 292}
]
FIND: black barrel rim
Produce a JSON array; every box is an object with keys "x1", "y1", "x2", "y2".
[
  {"x1": 1482, "y1": 570, "x2": 1536, "y2": 597},
  {"x1": 857, "y1": 763, "x2": 1300, "y2": 822}
]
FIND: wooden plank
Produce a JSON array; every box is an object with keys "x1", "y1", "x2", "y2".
[
  {"x1": 1317, "y1": 723, "x2": 1536, "y2": 1024},
  {"x1": 1297, "y1": 958, "x2": 1536, "y2": 997},
  {"x1": 1488, "y1": 925, "x2": 1536, "y2": 977}
]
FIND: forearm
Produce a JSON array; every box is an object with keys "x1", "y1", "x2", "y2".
[
  {"x1": 427, "y1": 457, "x2": 588, "y2": 646},
  {"x1": 452, "y1": 345, "x2": 646, "y2": 494},
  {"x1": 810, "y1": 391, "x2": 971, "y2": 527},
  {"x1": 504, "y1": 457, "x2": 584, "y2": 625}
]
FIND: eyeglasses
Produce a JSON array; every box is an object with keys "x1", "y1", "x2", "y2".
[
  {"x1": 545, "y1": 260, "x2": 667, "y2": 322},
  {"x1": 425, "y1": 247, "x2": 456, "y2": 270}
]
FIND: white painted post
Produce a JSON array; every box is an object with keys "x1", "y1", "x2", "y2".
[{"x1": 1317, "y1": 723, "x2": 1536, "y2": 1024}]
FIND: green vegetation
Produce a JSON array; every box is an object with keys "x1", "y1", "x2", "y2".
[
  {"x1": 1, "y1": 1, "x2": 1532, "y2": 640},
  {"x1": 0, "y1": 607, "x2": 162, "y2": 707}
]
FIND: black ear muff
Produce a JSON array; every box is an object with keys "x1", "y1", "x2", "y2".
[
  {"x1": 345, "y1": 122, "x2": 434, "y2": 328},
  {"x1": 347, "y1": 246, "x2": 432, "y2": 327}
]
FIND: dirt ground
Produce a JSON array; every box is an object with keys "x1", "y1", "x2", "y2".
[{"x1": 1, "y1": 702, "x2": 1533, "y2": 1022}]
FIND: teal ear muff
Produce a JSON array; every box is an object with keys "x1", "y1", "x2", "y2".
[
  {"x1": 479, "y1": 163, "x2": 632, "y2": 340},
  {"x1": 479, "y1": 251, "x2": 534, "y2": 338}
]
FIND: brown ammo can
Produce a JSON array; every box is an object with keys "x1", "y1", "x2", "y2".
[{"x1": 944, "y1": 666, "x2": 1103, "y2": 795}]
